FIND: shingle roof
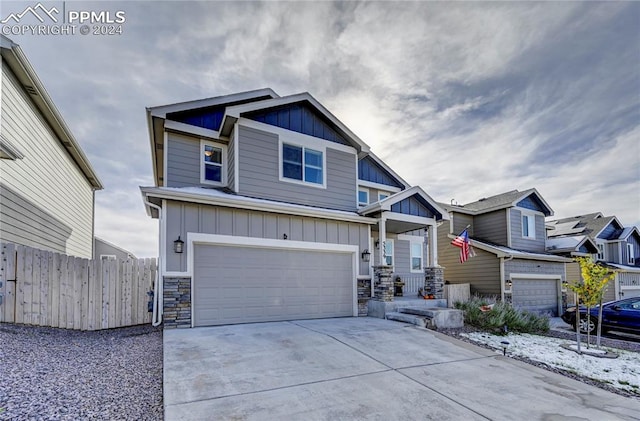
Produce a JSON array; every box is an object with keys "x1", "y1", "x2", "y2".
[
  {"x1": 547, "y1": 213, "x2": 621, "y2": 240},
  {"x1": 438, "y1": 188, "x2": 552, "y2": 216}
]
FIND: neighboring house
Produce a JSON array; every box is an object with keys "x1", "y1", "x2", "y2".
[
  {"x1": 437, "y1": 189, "x2": 572, "y2": 316},
  {"x1": 94, "y1": 237, "x2": 137, "y2": 261},
  {"x1": 141, "y1": 88, "x2": 448, "y2": 328},
  {"x1": 0, "y1": 36, "x2": 102, "y2": 259},
  {"x1": 547, "y1": 213, "x2": 640, "y2": 300}
]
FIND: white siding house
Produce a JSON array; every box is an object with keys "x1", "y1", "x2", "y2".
[{"x1": 0, "y1": 36, "x2": 102, "y2": 259}]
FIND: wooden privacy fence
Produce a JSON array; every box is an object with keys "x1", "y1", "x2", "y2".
[{"x1": 0, "y1": 242, "x2": 156, "y2": 331}]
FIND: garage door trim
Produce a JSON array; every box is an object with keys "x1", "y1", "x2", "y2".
[
  {"x1": 187, "y1": 233, "x2": 360, "y2": 326},
  {"x1": 510, "y1": 272, "x2": 562, "y2": 316}
]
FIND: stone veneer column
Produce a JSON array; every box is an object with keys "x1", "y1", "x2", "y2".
[
  {"x1": 424, "y1": 267, "x2": 445, "y2": 299},
  {"x1": 163, "y1": 277, "x2": 191, "y2": 329},
  {"x1": 373, "y1": 265, "x2": 394, "y2": 302}
]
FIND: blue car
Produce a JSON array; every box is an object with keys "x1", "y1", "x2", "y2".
[{"x1": 561, "y1": 297, "x2": 640, "y2": 335}]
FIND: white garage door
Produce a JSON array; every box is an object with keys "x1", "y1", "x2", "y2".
[
  {"x1": 193, "y1": 244, "x2": 355, "y2": 327},
  {"x1": 512, "y1": 278, "x2": 559, "y2": 316}
]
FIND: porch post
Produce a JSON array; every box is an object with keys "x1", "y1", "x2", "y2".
[
  {"x1": 428, "y1": 223, "x2": 438, "y2": 267},
  {"x1": 378, "y1": 213, "x2": 387, "y2": 265}
]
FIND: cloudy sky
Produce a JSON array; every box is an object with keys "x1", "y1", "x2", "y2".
[{"x1": 3, "y1": 1, "x2": 639, "y2": 257}]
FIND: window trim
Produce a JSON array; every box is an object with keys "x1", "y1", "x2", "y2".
[
  {"x1": 628, "y1": 243, "x2": 635, "y2": 265},
  {"x1": 200, "y1": 139, "x2": 227, "y2": 186},
  {"x1": 383, "y1": 239, "x2": 394, "y2": 266},
  {"x1": 410, "y1": 240, "x2": 423, "y2": 273},
  {"x1": 278, "y1": 139, "x2": 327, "y2": 189},
  {"x1": 378, "y1": 192, "x2": 390, "y2": 201},
  {"x1": 596, "y1": 242, "x2": 606, "y2": 261},
  {"x1": 358, "y1": 187, "x2": 370, "y2": 207},
  {"x1": 521, "y1": 211, "x2": 536, "y2": 239}
]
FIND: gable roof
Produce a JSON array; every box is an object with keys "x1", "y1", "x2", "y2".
[
  {"x1": 546, "y1": 235, "x2": 598, "y2": 255},
  {"x1": 616, "y1": 226, "x2": 640, "y2": 242},
  {"x1": 0, "y1": 35, "x2": 102, "y2": 189},
  {"x1": 440, "y1": 188, "x2": 553, "y2": 216},
  {"x1": 547, "y1": 213, "x2": 624, "y2": 241},
  {"x1": 358, "y1": 186, "x2": 448, "y2": 221},
  {"x1": 219, "y1": 92, "x2": 371, "y2": 154},
  {"x1": 358, "y1": 153, "x2": 410, "y2": 189},
  {"x1": 453, "y1": 235, "x2": 571, "y2": 262}
]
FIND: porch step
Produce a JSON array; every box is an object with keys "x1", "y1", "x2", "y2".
[
  {"x1": 385, "y1": 312, "x2": 428, "y2": 328},
  {"x1": 397, "y1": 307, "x2": 464, "y2": 329}
]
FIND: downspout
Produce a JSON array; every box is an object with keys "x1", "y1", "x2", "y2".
[
  {"x1": 500, "y1": 254, "x2": 514, "y2": 302},
  {"x1": 145, "y1": 198, "x2": 164, "y2": 327}
]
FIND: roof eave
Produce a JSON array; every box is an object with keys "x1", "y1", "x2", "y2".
[{"x1": 1, "y1": 36, "x2": 103, "y2": 190}]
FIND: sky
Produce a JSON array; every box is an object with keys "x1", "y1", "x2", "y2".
[{"x1": 2, "y1": 1, "x2": 639, "y2": 257}]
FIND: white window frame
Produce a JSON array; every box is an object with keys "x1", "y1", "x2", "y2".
[
  {"x1": 628, "y1": 243, "x2": 635, "y2": 265},
  {"x1": 378, "y1": 192, "x2": 390, "y2": 201},
  {"x1": 358, "y1": 187, "x2": 370, "y2": 207},
  {"x1": 383, "y1": 239, "x2": 394, "y2": 266},
  {"x1": 521, "y1": 211, "x2": 536, "y2": 239},
  {"x1": 410, "y1": 241, "x2": 423, "y2": 273},
  {"x1": 596, "y1": 242, "x2": 606, "y2": 261},
  {"x1": 200, "y1": 140, "x2": 227, "y2": 186},
  {"x1": 278, "y1": 139, "x2": 327, "y2": 189}
]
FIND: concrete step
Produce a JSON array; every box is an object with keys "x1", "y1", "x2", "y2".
[
  {"x1": 397, "y1": 307, "x2": 464, "y2": 329},
  {"x1": 385, "y1": 312, "x2": 427, "y2": 328}
]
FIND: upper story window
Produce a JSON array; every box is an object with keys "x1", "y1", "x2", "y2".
[
  {"x1": 201, "y1": 140, "x2": 226, "y2": 186},
  {"x1": 358, "y1": 188, "x2": 369, "y2": 207},
  {"x1": 521, "y1": 212, "x2": 536, "y2": 239},
  {"x1": 628, "y1": 243, "x2": 635, "y2": 265},
  {"x1": 378, "y1": 192, "x2": 389, "y2": 201},
  {"x1": 281, "y1": 142, "x2": 324, "y2": 187},
  {"x1": 596, "y1": 242, "x2": 606, "y2": 261}
]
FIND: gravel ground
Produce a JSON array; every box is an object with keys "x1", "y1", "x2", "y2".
[
  {"x1": 438, "y1": 325, "x2": 640, "y2": 398},
  {"x1": 0, "y1": 323, "x2": 163, "y2": 421}
]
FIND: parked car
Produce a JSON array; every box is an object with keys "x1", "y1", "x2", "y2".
[{"x1": 561, "y1": 297, "x2": 640, "y2": 335}]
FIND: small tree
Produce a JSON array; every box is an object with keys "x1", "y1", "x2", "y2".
[{"x1": 568, "y1": 257, "x2": 615, "y2": 349}]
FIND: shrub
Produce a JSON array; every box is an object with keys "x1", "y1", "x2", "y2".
[{"x1": 455, "y1": 295, "x2": 549, "y2": 334}]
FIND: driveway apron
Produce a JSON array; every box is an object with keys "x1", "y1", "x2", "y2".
[{"x1": 164, "y1": 317, "x2": 638, "y2": 420}]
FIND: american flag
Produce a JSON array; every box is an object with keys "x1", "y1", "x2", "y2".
[{"x1": 451, "y1": 229, "x2": 475, "y2": 263}]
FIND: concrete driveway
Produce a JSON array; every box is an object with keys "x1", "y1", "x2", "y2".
[{"x1": 164, "y1": 318, "x2": 638, "y2": 420}]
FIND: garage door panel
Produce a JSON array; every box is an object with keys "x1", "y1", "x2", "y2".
[
  {"x1": 193, "y1": 244, "x2": 354, "y2": 326},
  {"x1": 512, "y1": 278, "x2": 559, "y2": 316}
]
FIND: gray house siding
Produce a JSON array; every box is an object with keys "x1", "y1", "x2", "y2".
[
  {"x1": 165, "y1": 134, "x2": 201, "y2": 188},
  {"x1": 510, "y1": 209, "x2": 546, "y2": 252},
  {"x1": 437, "y1": 226, "x2": 500, "y2": 295},
  {"x1": 474, "y1": 210, "x2": 507, "y2": 245},
  {"x1": 0, "y1": 182, "x2": 72, "y2": 254},
  {"x1": 94, "y1": 237, "x2": 135, "y2": 260},
  {"x1": 237, "y1": 125, "x2": 357, "y2": 211},
  {"x1": 227, "y1": 129, "x2": 236, "y2": 191},
  {"x1": 451, "y1": 213, "x2": 474, "y2": 236},
  {"x1": 625, "y1": 234, "x2": 640, "y2": 266},
  {"x1": 607, "y1": 242, "x2": 620, "y2": 263},
  {"x1": 164, "y1": 201, "x2": 369, "y2": 275},
  {"x1": 0, "y1": 62, "x2": 94, "y2": 258},
  {"x1": 504, "y1": 259, "x2": 565, "y2": 283}
]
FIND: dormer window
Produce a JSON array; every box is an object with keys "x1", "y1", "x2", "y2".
[
  {"x1": 201, "y1": 140, "x2": 226, "y2": 185},
  {"x1": 628, "y1": 243, "x2": 635, "y2": 265}
]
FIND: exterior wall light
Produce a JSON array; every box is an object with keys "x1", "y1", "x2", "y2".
[
  {"x1": 174, "y1": 236, "x2": 184, "y2": 253},
  {"x1": 361, "y1": 249, "x2": 371, "y2": 262}
]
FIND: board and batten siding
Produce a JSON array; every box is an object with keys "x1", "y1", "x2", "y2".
[
  {"x1": 437, "y1": 226, "x2": 500, "y2": 295},
  {"x1": 509, "y1": 208, "x2": 546, "y2": 252},
  {"x1": 474, "y1": 210, "x2": 507, "y2": 245},
  {"x1": 237, "y1": 125, "x2": 357, "y2": 212},
  {"x1": 227, "y1": 128, "x2": 236, "y2": 191},
  {"x1": 0, "y1": 64, "x2": 94, "y2": 258},
  {"x1": 164, "y1": 201, "x2": 370, "y2": 275}
]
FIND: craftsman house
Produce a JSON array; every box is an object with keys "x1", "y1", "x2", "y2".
[
  {"x1": 437, "y1": 189, "x2": 572, "y2": 316},
  {"x1": 547, "y1": 213, "x2": 640, "y2": 300},
  {"x1": 141, "y1": 89, "x2": 448, "y2": 328}
]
